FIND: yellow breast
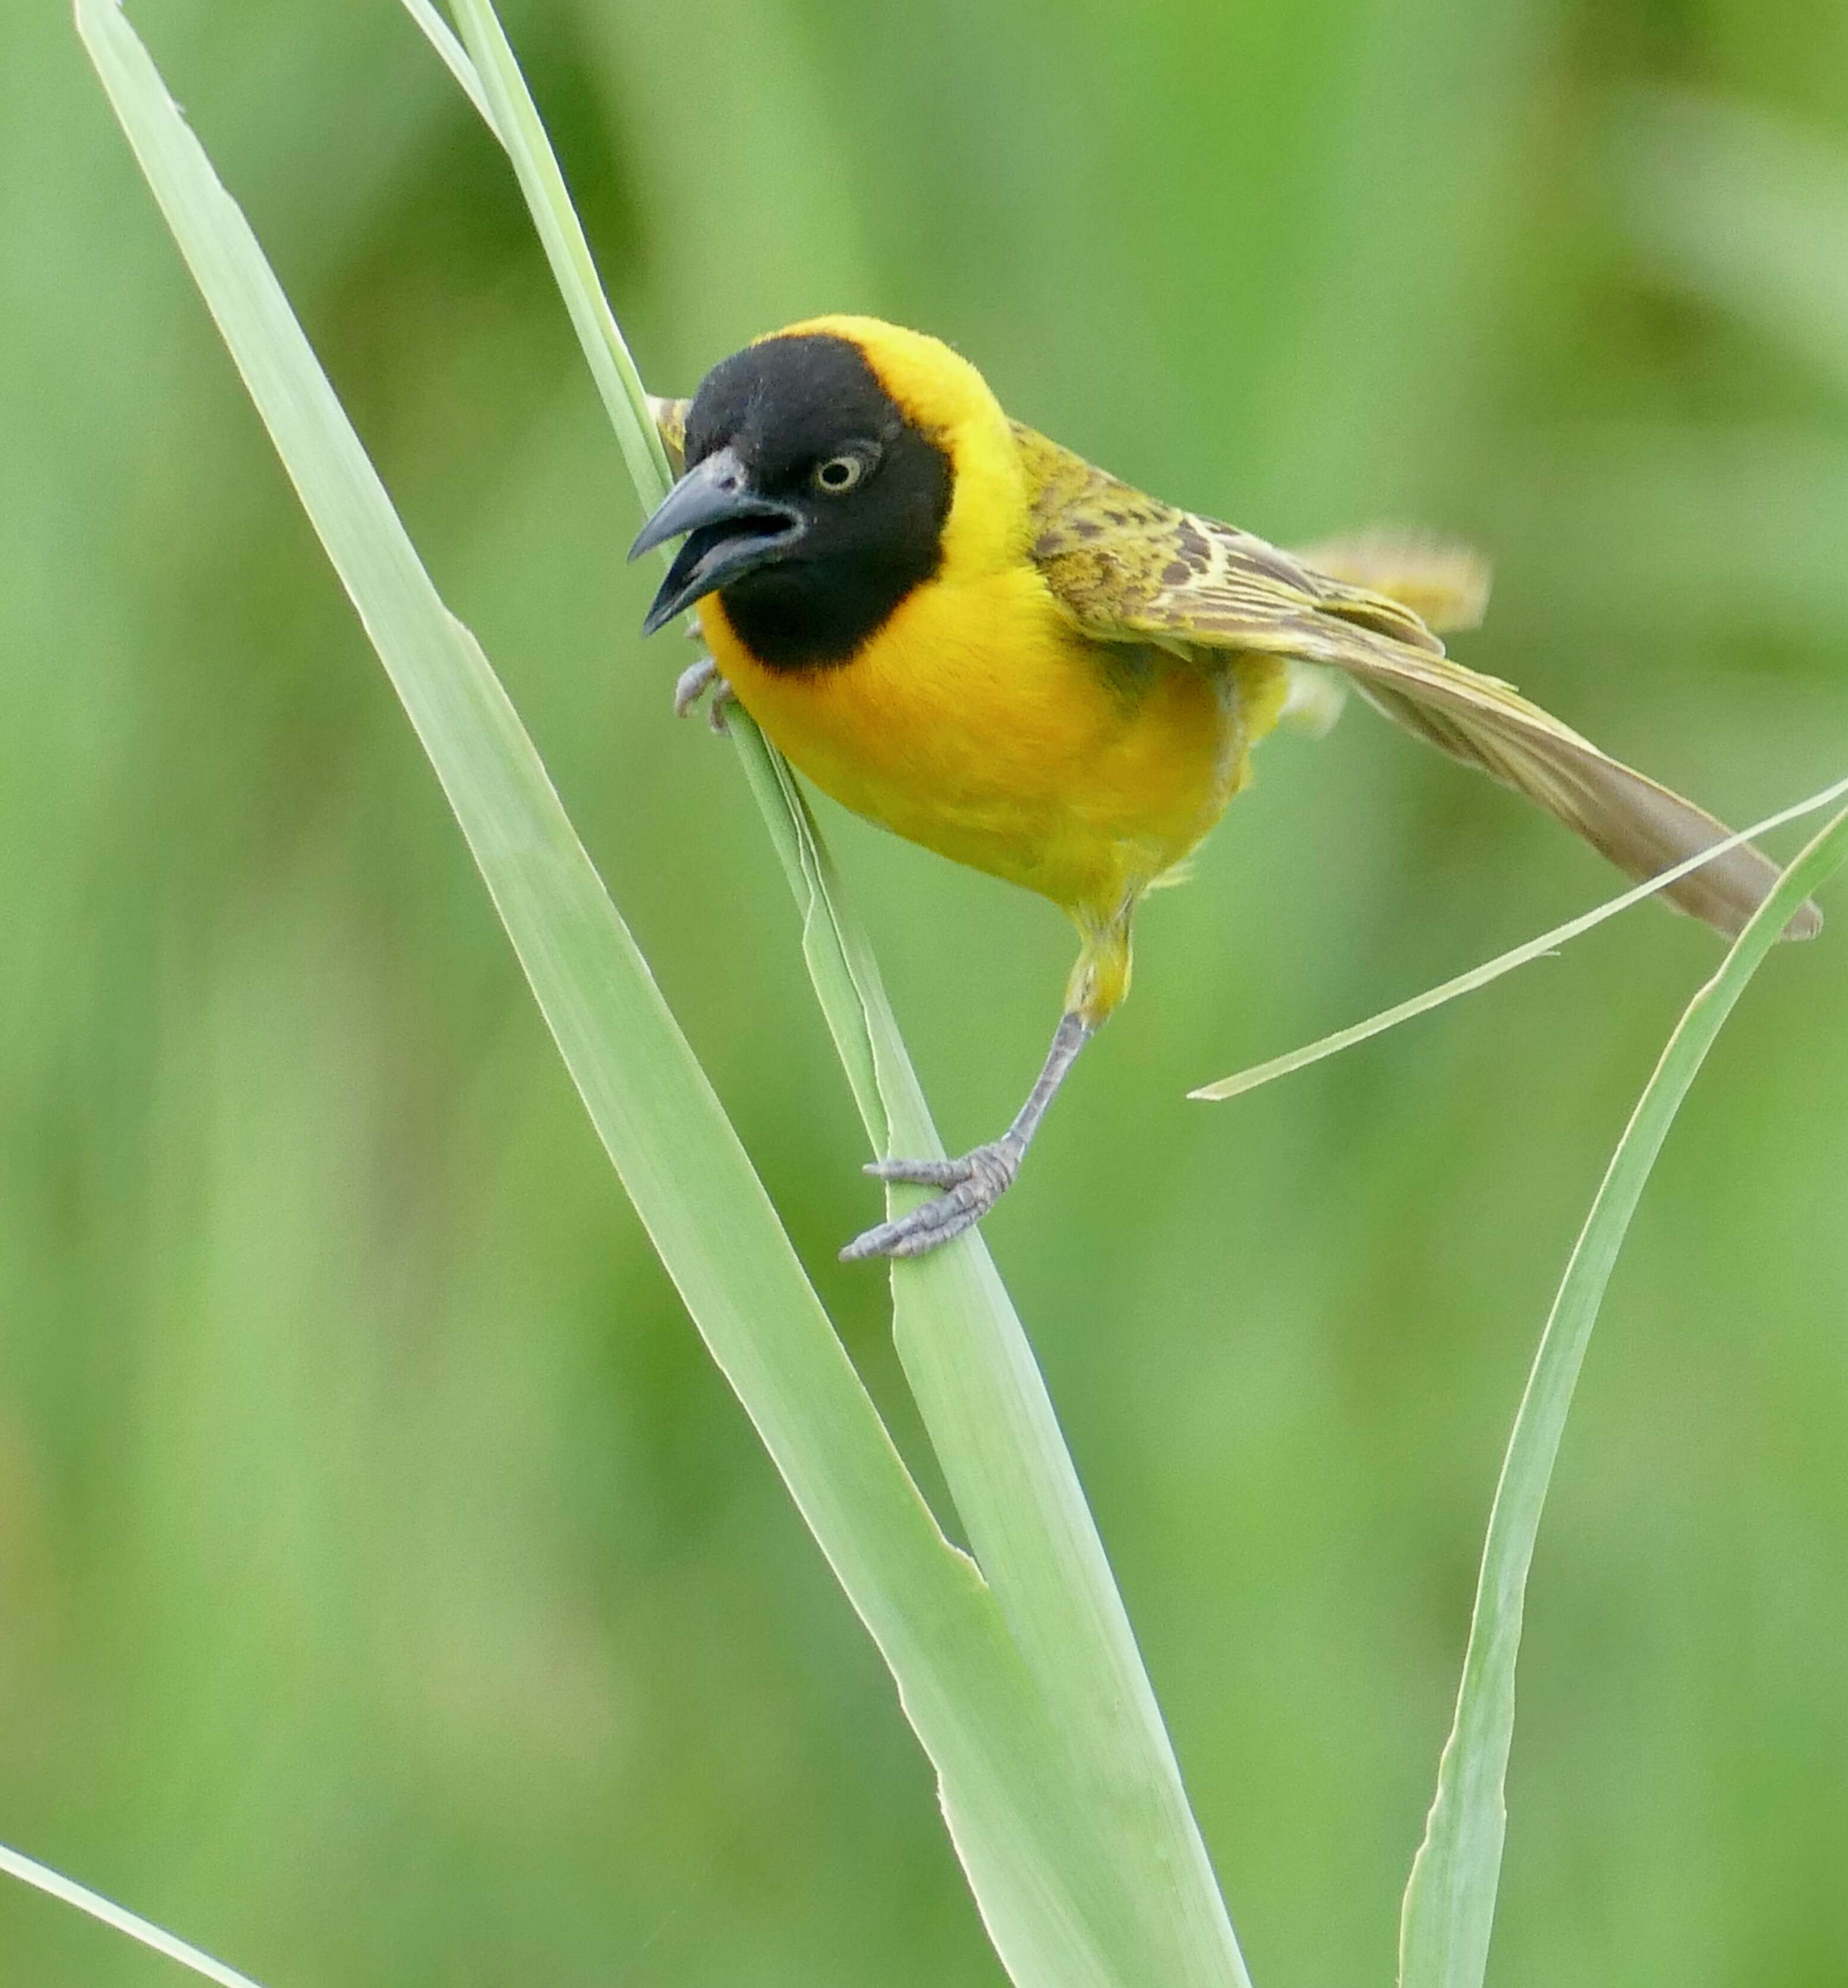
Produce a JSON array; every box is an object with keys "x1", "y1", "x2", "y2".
[{"x1": 701, "y1": 574, "x2": 1272, "y2": 920}]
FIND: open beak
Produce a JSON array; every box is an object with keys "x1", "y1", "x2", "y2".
[{"x1": 628, "y1": 448, "x2": 804, "y2": 636}]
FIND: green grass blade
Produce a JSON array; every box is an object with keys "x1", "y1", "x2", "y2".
[
  {"x1": 730, "y1": 734, "x2": 890, "y2": 1138},
  {"x1": 1191, "y1": 773, "x2": 1848, "y2": 1102},
  {"x1": 1397, "y1": 801, "x2": 1848, "y2": 1988},
  {"x1": 0, "y1": 1843, "x2": 268, "y2": 1988},
  {"x1": 443, "y1": 0, "x2": 672, "y2": 509},
  {"x1": 397, "y1": 0, "x2": 491, "y2": 126},
  {"x1": 427, "y1": 12, "x2": 1253, "y2": 1983},
  {"x1": 751, "y1": 742, "x2": 1256, "y2": 1983},
  {"x1": 71, "y1": 7, "x2": 1178, "y2": 1982},
  {"x1": 729, "y1": 704, "x2": 1252, "y2": 1983}
]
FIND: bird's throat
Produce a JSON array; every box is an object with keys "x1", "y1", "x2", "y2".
[{"x1": 713, "y1": 554, "x2": 938, "y2": 671}]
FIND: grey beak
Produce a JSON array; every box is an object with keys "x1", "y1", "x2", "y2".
[{"x1": 629, "y1": 448, "x2": 804, "y2": 634}]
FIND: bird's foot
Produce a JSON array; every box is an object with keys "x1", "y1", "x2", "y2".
[
  {"x1": 840, "y1": 1138, "x2": 1023, "y2": 1262},
  {"x1": 673, "y1": 653, "x2": 736, "y2": 733}
]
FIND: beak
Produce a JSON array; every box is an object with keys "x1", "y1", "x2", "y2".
[{"x1": 628, "y1": 448, "x2": 804, "y2": 636}]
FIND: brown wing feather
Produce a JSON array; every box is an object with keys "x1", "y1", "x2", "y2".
[
  {"x1": 1016, "y1": 423, "x2": 1444, "y2": 656},
  {"x1": 1015, "y1": 424, "x2": 1818, "y2": 941}
]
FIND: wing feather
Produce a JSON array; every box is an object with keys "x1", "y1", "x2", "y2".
[{"x1": 1016, "y1": 424, "x2": 1818, "y2": 940}]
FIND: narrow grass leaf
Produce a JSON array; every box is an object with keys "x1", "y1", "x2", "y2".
[
  {"x1": 397, "y1": 0, "x2": 490, "y2": 125},
  {"x1": 0, "y1": 1842, "x2": 267, "y2": 1988},
  {"x1": 1191, "y1": 773, "x2": 1848, "y2": 1102},
  {"x1": 443, "y1": 0, "x2": 672, "y2": 508},
  {"x1": 1397, "y1": 801, "x2": 1848, "y2": 1988}
]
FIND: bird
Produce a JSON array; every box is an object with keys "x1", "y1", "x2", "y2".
[{"x1": 628, "y1": 315, "x2": 1818, "y2": 1263}]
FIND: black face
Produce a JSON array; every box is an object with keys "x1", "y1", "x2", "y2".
[{"x1": 629, "y1": 334, "x2": 953, "y2": 670}]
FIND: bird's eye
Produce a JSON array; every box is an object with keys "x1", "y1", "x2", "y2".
[{"x1": 813, "y1": 452, "x2": 868, "y2": 495}]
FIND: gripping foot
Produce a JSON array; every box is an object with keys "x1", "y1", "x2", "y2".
[
  {"x1": 839, "y1": 1140, "x2": 1023, "y2": 1262},
  {"x1": 673, "y1": 654, "x2": 736, "y2": 733},
  {"x1": 838, "y1": 1012, "x2": 1094, "y2": 1264}
]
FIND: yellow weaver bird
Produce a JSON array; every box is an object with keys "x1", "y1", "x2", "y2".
[{"x1": 630, "y1": 316, "x2": 1818, "y2": 1262}]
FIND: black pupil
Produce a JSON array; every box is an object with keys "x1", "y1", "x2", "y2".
[{"x1": 821, "y1": 459, "x2": 852, "y2": 487}]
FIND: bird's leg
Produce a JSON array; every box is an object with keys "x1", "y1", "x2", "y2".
[
  {"x1": 673, "y1": 651, "x2": 736, "y2": 733},
  {"x1": 839, "y1": 1011, "x2": 1094, "y2": 1262}
]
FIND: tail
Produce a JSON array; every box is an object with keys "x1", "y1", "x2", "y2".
[
  {"x1": 1277, "y1": 528, "x2": 1493, "y2": 737},
  {"x1": 1289, "y1": 529, "x2": 1818, "y2": 940},
  {"x1": 1292, "y1": 529, "x2": 1492, "y2": 635}
]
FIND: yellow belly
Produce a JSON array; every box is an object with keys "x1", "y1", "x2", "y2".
[{"x1": 700, "y1": 566, "x2": 1283, "y2": 921}]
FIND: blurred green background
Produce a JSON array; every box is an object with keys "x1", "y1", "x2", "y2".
[{"x1": 4, "y1": 0, "x2": 1846, "y2": 1981}]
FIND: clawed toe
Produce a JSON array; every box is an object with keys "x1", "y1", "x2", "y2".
[
  {"x1": 673, "y1": 655, "x2": 736, "y2": 731},
  {"x1": 673, "y1": 655, "x2": 715, "y2": 717},
  {"x1": 864, "y1": 1155, "x2": 975, "y2": 1188},
  {"x1": 841, "y1": 1141, "x2": 1021, "y2": 1262}
]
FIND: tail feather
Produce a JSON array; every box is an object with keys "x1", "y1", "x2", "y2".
[
  {"x1": 1294, "y1": 529, "x2": 1493, "y2": 636},
  {"x1": 1292, "y1": 529, "x2": 1816, "y2": 939},
  {"x1": 1343, "y1": 661, "x2": 1822, "y2": 942}
]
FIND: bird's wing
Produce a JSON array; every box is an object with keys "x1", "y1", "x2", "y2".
[{"x1": 1014, "y1": 423, "x2": 1817, "y2": 940}]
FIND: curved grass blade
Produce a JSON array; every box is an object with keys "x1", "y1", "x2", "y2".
[
  {"x1": 439, "y1": 0, "x2": 672, "y2": 509},
  {"x1": 1191, "y1": 772, "x2": 1848, "y2": 1103},
  {"x1": 398, "y1": 0, "x2": 490, "y2": 125},
  {"x1": 0, "y1": 1843, "x2": 267, "y2": 1988},
  {"x1": 1397, "y1": 800, "x2": 1848, "y2": 1988}
]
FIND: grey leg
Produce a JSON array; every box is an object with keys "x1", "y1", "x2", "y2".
[{"x1": 839, "y1": 1011, "x2": 1094, "y2": 1262}]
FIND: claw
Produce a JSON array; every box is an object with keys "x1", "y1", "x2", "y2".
[
  {"x1": 842, "y1": 1012, "x2": 1094, "y2": 1263},
  {"x1": 841, "y1": 1140, "x2": 1021, "y2": 1262},
  {"x1": 673, "y1": 655, "x2": 715, "y2": 716},
  {"x1": 673, "y1": 654, "x2": 736, "y2": 732}
]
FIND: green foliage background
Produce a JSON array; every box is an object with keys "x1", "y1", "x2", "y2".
[{"x1": 4, "y1": 1, "x2": 1845, "y2": 1982}]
